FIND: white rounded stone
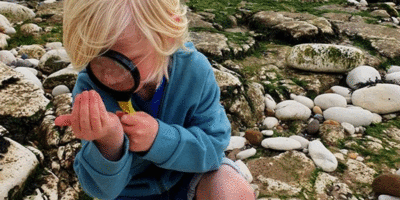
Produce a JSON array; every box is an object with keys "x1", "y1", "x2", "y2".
[
  {"x1": 265, "y1": 94, "x2": 276, "y2": 111},
  {"x1": 0, "y1": 2, "x2": 35, "y2": 22},
  {"x1": 226, "y1": 136, "x2": 246, "y2": 151},
  {"x1": 289, "y1": 135, "x2": 310, "y2": 149},
  {"x1": 346, "y1": 65, "x2": 381, "y2": 89},
  {"x1": 314, "y1": 93, "x2": 347, "y2": 110},
  {"x1": 14, "y1": 67, "x2": 43, "y2": 89},
  {"x1": 372, "y1": 113, "x2": 382, "y2": 124},
  {"x1": 0, "y1": 50, "x2": 15, "y2": 65},
  {"x1": 52, "y1": 85, "x2": 70, "y2": 97},
  {"x1": 396, "y1": 168, "x2": 400, "y2": 175},
  {"x1": 263, "y1": 117, "x2": 279, "y2": 129},
  {"x1": 261, "y1": 130, "x2": 274, "y2": 136},
  {"x1": 261, "y1": 137, "x2": 302, "y2": 151},
  {"x1": 379, "y1": 195, "x2": 400, "y2": 200},
  {"x1": 352, "y1": 84, "x2": 400, "y2": 114},
  {"x1": 275, "y1": 100, "x2": 311, "y2": 121},
  {"x1": 236, "y1": 148, "x2": 257, "y2": 160},
  {"x1": 293, "y1": 95, "x2": 314, "y2": 109},
  {"x1": 0, "y1": 14, "x2": 15, "y2": 35},
  {"x1": 26, "y1": 59, "x2": 39, "y2": 67},
  {"x1": 323, "y1": 107, "x2": 373, "y2": 127},
  {"x1": 386, "y1": 72, "x2": 400, "y2": 85},
  {"x1": 331, "y1": 85, "x2": 352, "y2": 103},
  {"x1": 388, "y1": 65, "x2": 400, "y2": 74},
  {"x1": 341, "y1": 122, "x2": 355, "y2": 135},
  {"x1": 308, "y1": 140, "x2": 338, "y2": 172},
  {"x1": 235, "y1": 160, "x2": 253, "y2": 183}
]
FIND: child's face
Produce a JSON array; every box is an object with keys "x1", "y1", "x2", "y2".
[{"x1": 102, "y1": 21, "x2": 158, "y2": 92}]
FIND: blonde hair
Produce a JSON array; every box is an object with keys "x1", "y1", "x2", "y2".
[{"x1": 63, "y1": 0, "x2": 189, "y2": 84}]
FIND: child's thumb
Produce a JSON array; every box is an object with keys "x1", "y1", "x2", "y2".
[
  {"x1": 121, "y1": 114, "x2": 136, "y2": 126},
  {"x1": 54, "y1": 114, "x2": 72, "y2": 127}
]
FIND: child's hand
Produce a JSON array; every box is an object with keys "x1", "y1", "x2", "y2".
[
  {"x1": 115, "y1": 111, "x2": 159, "y2": 153},
  {"x1": 55, "y1": 90, "x2": 124, "y2": 147}
]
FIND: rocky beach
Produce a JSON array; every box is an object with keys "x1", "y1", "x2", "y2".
[{"x1": 0, "y1": 0, "x2": 400, "y2": 199}]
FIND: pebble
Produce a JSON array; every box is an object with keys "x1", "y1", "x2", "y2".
[
  {"x1": 331, "y1": 85, "x2": 352, "y2": 103},
  {"x1": 275, "y1": 100, "x2": 311, "y2": 121},
  {"x1": 226, "y1": 136, "x2": 246, "y2": 151},
  {"x1": 306, "y1": 119, "x2": 320, "y2": 135},
  {"x1": 261, "y1": 137, "x2": 302, "y2": 151},
  {"x1": 289, "y1": 135, "x2": 310, "y2": 149},
  {"x1": 313, "y1": 106, "x2": 323, "y2": 115},
  {"x1": 21, "y1": 54, "x2": 29, "y2": 59},
  {"x1": 263, "y1": 117, "x2": 279, "y2": 129},
  {"x1": 348, "y1": 152, "x2": 358, "y2": 159},
  {"x1": 308, "y1": 140, "x2": 338, "y2": 172},
  {"x1": 379, "y1": 195, "x2": 400, "y2": 200},
  {"x1": 14, "y1": 67, "x2": 43, "y2": 89},
  {"x1": 236, "y1": 148, "x2": 257, "y2": 160},
  {"x1": 314, "y1": 93, "x2": 347, "y2": 110},
  {"x1": 341, "y1": 122, "x2": 355, "y2": 135},
  {"x1": 323, "y1": 120, "x2": 340, "y2": 126},
  {"x1": 383, "y1": 113, "x2": 397, "y2": 120},
  {"x1": 372, "y1": 113, "x2": 383, "y2": 124},
  {"x1": 372, "y1": 174, "x2": 400, "y2": 197},
  {"x1": 235, "y1": 160, "x2": 253, "y2": 183},
  {"x1": 261, "y1": 130, "x2": 274, "y2": 137},
  {"x1": 265, "y1": 94, "x2": 276, "y2": 112},
  {"x1": 346, "y1": 65, "x2": 381, "y2": 89},
  {"x1": 388, "y1": 65, "x2": 400, "y2": 74},
  {"x1": 293, "y1": 95, "x2": 314, "y2": 109},
  {"x1": 0, "y1": 50, "x2": 16, "y2": 65},
  {"x1": 334, "y1": 153, "x2": 345, "y2": 161},
  {"x1": 314, "y1": 114, "x2": 324, "y2": 123},
  {"x1": 245, "y1": 130, "x2": 263, "y2": 146},
  {"x1": 52, "y1": 85, "x2": 70, "y2": 97},
  {"x1": 386, "y1": 72, "x2": 400, "y2": 85},
  {"x1": 340, "y1": 149, "x2": 348, "y2": 155},
  {"x1": 356, "y1": 156, "x2": 364, "y2": 162}
]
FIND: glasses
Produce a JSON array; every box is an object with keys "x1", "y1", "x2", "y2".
[{"x1": 86, "y1": 50, "x2": 141, "y2": 114}]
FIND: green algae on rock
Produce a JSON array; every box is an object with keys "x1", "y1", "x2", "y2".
[{"x1": 287, "y1": 44, "x2": 365, "y2": 73}]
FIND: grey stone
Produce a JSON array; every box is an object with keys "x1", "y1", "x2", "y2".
[
  {"x1": 306, "y1": 119, "x2": 320, "y2": 135},
  {"x1": 14, "y1": 67, "x2": 43, "y2": 89},
  {"x1": 0, "y1": 2, "x2": 35, "y2": 23},
  {"x1": 287, "y1": 44, "x2": 364, "y2": 73},
  {"x1": 0, "y1": 50, "x2": 16, "y2": 65}
]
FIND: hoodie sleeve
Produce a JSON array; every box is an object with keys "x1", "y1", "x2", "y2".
[
  {"x1": 71, "y1": 73, "x2": 135, "y2": 200},
  {"x1": 141, "y1": 69, "x2": 231, "y2": 173}
]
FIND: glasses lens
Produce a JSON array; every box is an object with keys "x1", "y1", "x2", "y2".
[{"x1": 90, "y1": 56, "x2": 135, "y2": 92}]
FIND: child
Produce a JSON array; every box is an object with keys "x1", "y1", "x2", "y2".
[{"x1": 55, "y1": 0, "x2": 255, "y2": 199}]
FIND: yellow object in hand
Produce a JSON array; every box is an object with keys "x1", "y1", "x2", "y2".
[{"x1": 118, "y1": 99, "x2": 136, "y2": 115}]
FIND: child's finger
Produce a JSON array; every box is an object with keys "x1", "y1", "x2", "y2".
[
  {"x1": 120, "y1": 114, "x2": 136, "y2": 126},
  {"x1": 54, "y1": 114, "x2": 72, "y2": 126},
  {"x1": 79, "y1": 91, "x2": 91, "y2": 134},
  {"x1": 116, "y1": 111, "x2": 124, "y2": 119},
  {"x1": 89, "y1": 90, "x2": 102, "y2": 133},
  {"x1": 95, "y1": 91, "x2": 109, "y2": 125},
  {"x1": 71, "y1": 93, "x2": 82, "y2": 137}
]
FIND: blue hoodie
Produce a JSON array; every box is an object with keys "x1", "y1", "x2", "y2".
[{"x1": 72, "y1": 42, "x2": 231, "y2": 199}]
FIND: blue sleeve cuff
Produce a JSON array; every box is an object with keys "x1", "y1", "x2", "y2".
[
  {"x1": 141, "y1": 119, "x2": 180, "y2": 164},
  {"x1": 81, "y1": 135, "x2": 131, "y2": 175}
]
